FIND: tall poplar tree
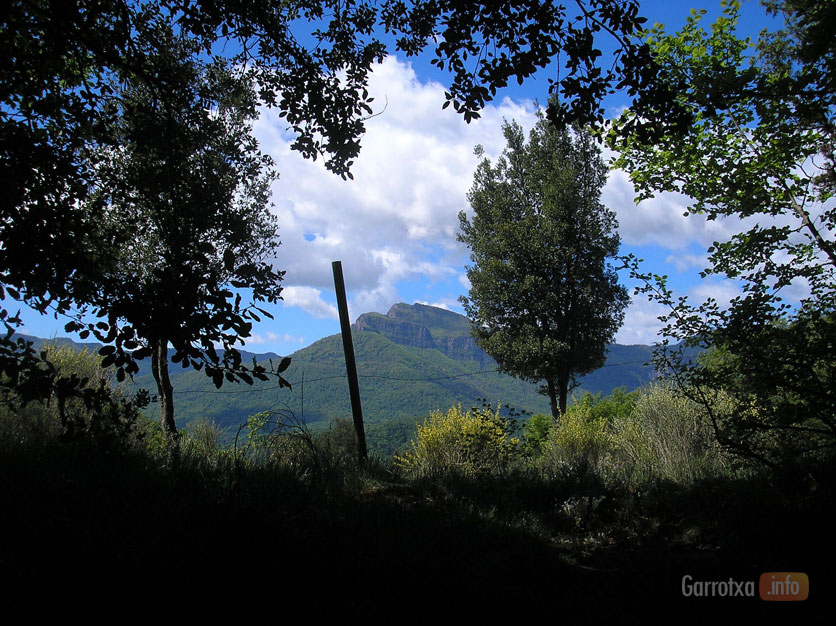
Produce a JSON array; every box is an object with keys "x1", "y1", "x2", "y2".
[{"x1": 459, "y1": 114, "x2": 629, "y2": 420}]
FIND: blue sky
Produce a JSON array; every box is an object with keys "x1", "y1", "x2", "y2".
[{"x1": 14, "y1": 1, "x2": 786, "y2": 354}]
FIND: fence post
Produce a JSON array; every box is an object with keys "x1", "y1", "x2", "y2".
[{"x1": 331, "y1": 260, "x2": 368, "y2": 463}]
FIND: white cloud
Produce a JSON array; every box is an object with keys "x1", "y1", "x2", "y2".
[
  {"x1": 615, "y1": 296, "x2": 669, "y2": 345},
  {"x1": 244, "y1": 333, "x2": 266, "y2": 345},
  {"x1": 602, "y1": 168, "x2": 750, "y2": 250},
  {"x1": 665, "y1": 253, "x2": 709, "y2": 273},
  {"x1": 416, "y1": 298, "x2": 464, "y2": 312},
  {"x1": 243, "y1": 331, "x2": 305, "y2": 350},
  {"x1": 264, "y1": 331, "x2": 305, "y2": 344},
  {"x1": 690, "y1": 279, "x2": 743, "y2": 310},
  {"x1": 281, "y1": 286, "x2": 339, "y2": 320}
]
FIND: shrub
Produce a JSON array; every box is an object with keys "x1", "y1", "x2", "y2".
[
  {"x1": 538, "y1": 402, "x2": 614, "y2": 478},
  {"x1": 623, "y1": 384, "x2": 728, "y2": 483},
  {"x1": 178, "y1": 418, "x2": 235, "y2": 476},
  {"x1": 395, "y1": 403, "x2": 520, "y2": 479},
  {"x1": 0, "y1": 342, "x2": 145, "y2": 452},
  {"x1": 536, "y1": 385, "x2": 730, "y2": 486},
  {"x1": 579, "y1": 387, "x2": 639, "y2": 423},
  {"x1": 522, "y1": 412, "x2": 553, "y2": 456},
  {"x1": 314, "y1": 416, "x2": 360, "y2": 465}
]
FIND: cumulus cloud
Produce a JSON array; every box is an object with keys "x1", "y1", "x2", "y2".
[
  {"x1": 416, "y1": 298, "x2": 464, "y2": 312},
  {"x1": 665, "y1": 253, "x2": 709, "y2": 273},
  {"x1": 690, "y1": 279, "x2": 743, "y2": 310},
  {"x1": 243, "y1": 331, "x2": 304, "y2": 350},
  {"x1": 281, "y1": 286, "x2": 339, "y2": 320},
  {"x1": 615, "y1": 296, "x2": 670, "y2": 345},
  {"x1": 602, "y1": 168, "x2": 751, "y2": 250}
]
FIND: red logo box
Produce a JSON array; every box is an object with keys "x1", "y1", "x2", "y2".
[{"x1": 759, "y1": 572, "x2": 809, "y2": 601}]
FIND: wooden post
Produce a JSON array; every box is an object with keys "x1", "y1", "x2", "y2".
[{"x1": 331, "y1": 260, "x2": 368, "y2": 462}]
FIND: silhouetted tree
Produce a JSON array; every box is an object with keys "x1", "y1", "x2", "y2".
[
  {"x1": 609, "y1": 0, "x2": 836, "y2": 468},
  {"x1": 70, "y1": 14, "x2": 289, "y2": 436}
]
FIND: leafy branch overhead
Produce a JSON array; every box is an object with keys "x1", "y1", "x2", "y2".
[{"x1": 609, "y1": 0, "x2": 836, "y2": 468}]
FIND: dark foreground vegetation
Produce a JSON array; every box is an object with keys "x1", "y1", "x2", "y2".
[{"x1": 1, "y1": 347, "x2": 831, "y2": 621}]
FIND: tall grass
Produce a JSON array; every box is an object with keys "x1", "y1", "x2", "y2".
[
  {"x1": 0, "y1": 342, "x2": 146, "y2": 455},
  {"x1": 532, "y1": 384, "x2": 731, "y2": 486},
  {"x1": 621, "y1": 384, "x2": 728, "y2": 483}
]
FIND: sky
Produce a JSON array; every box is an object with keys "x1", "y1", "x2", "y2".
[{"x1": 13, "y1": 1, "x2": 787, "y2": 355}]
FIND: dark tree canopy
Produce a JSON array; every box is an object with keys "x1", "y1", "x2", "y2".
[
  {"x1": 459, "y1": 114, "x2": 629, "y2": 419},
  {"x1": 62, "y1": 13, "x2": 290, "y2": 434}
]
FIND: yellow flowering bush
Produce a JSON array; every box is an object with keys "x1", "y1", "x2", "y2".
[
  {"x1": 395, "y1": 404, "x2": 519, "y2": 478},
  {"x1": 539, "y1": 403, "x2": 614, "y2": 475}
]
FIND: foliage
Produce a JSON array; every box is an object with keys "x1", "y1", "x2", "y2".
[
  {"x1": 382, "y1": 0, "x2": 683, "y2": 134},
  {"x1": 522, "y1": 412, "x2": 553, "y2": 456},
  {"x1": 687, "y1": 317, "x2": 835, "y2": 468},
  {"x1": 608, "y1": 0, "x2": 836, "y2": 470},
  {"x1": 61, "y1": 14, "x2": 293, "y2": 434},
  {"x1": 459, "y1": 112, "x2": 629, "y2": 418},
  {"x1": 539, "y1": 402, "x2": 614, "y2": 476},
  {"x1": 395, "y1": 403, "x2": 520, "y2": 479},
  {"x1": 617, "y1": 384, "x2": 728, "y2": 484},
  {"x1": 536, "y1": 384, "x2": 728, "y2": 485},
  {"x1": 572, "y1": 386, "x2": 639, "y2": 424},
  {"x1": 0, "y1": 342, "x2": 146, "y2": 451}
]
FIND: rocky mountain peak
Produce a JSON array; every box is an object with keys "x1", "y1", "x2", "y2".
[{"x1": 353, "y1": 303, "x2": 491, "y2": 365}]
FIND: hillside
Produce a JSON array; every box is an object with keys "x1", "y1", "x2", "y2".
[{"x1": 16, "y1": 303, "x2": 659, "y2": 435}]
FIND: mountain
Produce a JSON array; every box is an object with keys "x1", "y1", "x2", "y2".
[
  {"x1": 11, "y1": 303, "x2": 660, "y2": 436},
  {"x1": 352, "y1": 303, "x2": 657, "y2": 389},
  {"x1": 354, "y1": 303, "x2": 491, "y2": 364}
]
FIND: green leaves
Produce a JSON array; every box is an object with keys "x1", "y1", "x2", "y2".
[{"x1": 611, "y1": 0, "x2": 836, "y2": 469}]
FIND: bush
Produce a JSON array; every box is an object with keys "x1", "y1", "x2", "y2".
[
  {"x1": 522, "y1": 412, "x2": 553, "y2": 456},
  {"x1": 176, "y1": 418, "x2": 235, "y2": 476},
  {"x1": 536, "y1": 384, "x2": 730, "y2": 486},
  {"x1": 622, "y1": 384, "x2": 728, "y2": 483},
  {"x1": 395, "y1": 403, "x2": 520, "y2": 479},
  {"x1": 538, "y1": 402, "x2": 614, "y2": 478},
  {"x1": 0, "y1": 342, "x2": 145, "y2": 453},
  {"x1": 574, "y1": 387, "x2": 639, "y2": 424}
]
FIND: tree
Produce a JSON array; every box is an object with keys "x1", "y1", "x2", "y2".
[
  {"x1": 459, "y1": 114, "x2": 629, "y2": 421},
  {"x1": 607, "y1": 0, "x2": 836, "y2": 468},
  {"x1": 67, "y1": 14, "x2": 290, "y2": 436}
]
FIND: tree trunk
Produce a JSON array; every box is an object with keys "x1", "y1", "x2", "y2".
[
  {"x1": 547, "y1": 379, "x2": 560, "y2": 423},
  {"x1": 558, "y1": 374, "x2": 569, "y2": 416},
  {"x1": 151, "y1": 336, "x2": 177, "y2": 437}
]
